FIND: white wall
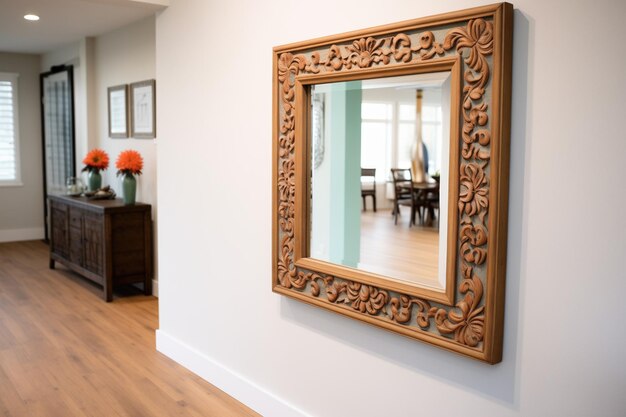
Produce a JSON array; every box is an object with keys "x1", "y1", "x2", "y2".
[
  {"x1": 0, "y1": 52, "x2": 44, "y2": 242},
  {"x1": 93, "y1": 16, "x2": 156, "y2": 209},
  {"x1": 155, "y1": 1, "x2": 626, "y2": 416},
  {"x1": 93, "y1": 16, "x2": 159, "y2": 287}
]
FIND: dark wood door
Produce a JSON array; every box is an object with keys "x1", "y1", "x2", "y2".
[
  {"x1": 50, "y1": 203, "x2": 69, "y2": 258},
  {"x1": 83, "y1": 213, "x2": 103, "y2": 275},
  {"x1": 68, "y1": 228, "x2": 83, "y2": 266},
  {"x1": 68, "y1": 207, "x2": 83, "y2": 266},
  {"x1": 41, "y1": 65, "x2": 76, "y2": 242}
]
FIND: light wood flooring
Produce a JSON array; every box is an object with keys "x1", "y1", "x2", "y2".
[
  {"x1": 359, "y1": 208, "x2": 440, "y2": 286},
  {"x1": 0, "y1": 240, "x2": 260, "y2": 417}
]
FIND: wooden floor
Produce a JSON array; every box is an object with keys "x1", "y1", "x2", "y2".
[
  {"x1": 0, "y1": 240, "x2": 260, "y2": 417},
  {"x1": 359, "y1": 208, "x2": 440, "y2": 286}
]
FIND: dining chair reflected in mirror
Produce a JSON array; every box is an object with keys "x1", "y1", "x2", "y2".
[
  {"x1": 361, "y1": 168, "x2": 377, "y2": 212},
  {"x1": 421, "y1": 183, "x2": 440, "y2": 227},
  {"x1": 390, "y1": 168, "x2": 418, "y2": 226}
]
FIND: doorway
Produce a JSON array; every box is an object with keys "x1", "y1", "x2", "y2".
[{"x1": 40, "y1": 65, "x2": 76, "y2": 241}]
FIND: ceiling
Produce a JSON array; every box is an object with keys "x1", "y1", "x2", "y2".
[{"x1": 0, "y1": 0, "x2": 168, "y2": 54}]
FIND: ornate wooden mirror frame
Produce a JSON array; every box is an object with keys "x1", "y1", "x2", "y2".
[{"x1": 272, "y1": 2, "x2": 513, "y2": 363}]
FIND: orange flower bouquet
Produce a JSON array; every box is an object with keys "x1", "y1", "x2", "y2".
[
  {"x1": 82, "y1": 148, "x2": 109, "y2": 191},
  {"x1": 116, "y1": 150, "x2": 143, "y2": 205},
  {"x1": 115, "y1": 150, "x2": 143, "y2": 176},
  {"x1": 81, "y1": 148, "x2": 109, "y2": 173}
]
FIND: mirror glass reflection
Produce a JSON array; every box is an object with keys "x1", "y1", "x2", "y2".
[{"x1": 308, "y1": 71, "x2": 452, "y2": 288}]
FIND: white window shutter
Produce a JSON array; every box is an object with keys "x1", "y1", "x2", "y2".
[{"x1": 0, "y1": 74, "x2": 19, "y2": 183}]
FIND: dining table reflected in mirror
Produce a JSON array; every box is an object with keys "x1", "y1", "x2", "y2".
[{"x1": 308, "y1": 71, "x2": 452, "y2": 290}]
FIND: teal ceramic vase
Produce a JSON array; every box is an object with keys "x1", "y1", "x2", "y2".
[
  {"x1": 87, "y1": 170, "x2": 102, "y2": 192},
  {"x1": 122, "y1": 173, "x2": 137, "y2": 205}
]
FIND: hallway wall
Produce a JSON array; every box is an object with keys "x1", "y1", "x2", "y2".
[
  {"x1": 153, "y1": 1, "x2": 626, "y2": 416},
  {"x1": 0, "y1": 52, "x2": 43, "y2": 242}
]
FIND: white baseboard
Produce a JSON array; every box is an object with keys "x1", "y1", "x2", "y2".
[
  {"x1": 0, "y1": 227, "x2": 45, "y2": 243},
  {"x1": 156, "y1": 330, "x2": 309, "y2": 417},
  {"x1": 152, "y1": 279, "x2": 158, "y2": 297}
]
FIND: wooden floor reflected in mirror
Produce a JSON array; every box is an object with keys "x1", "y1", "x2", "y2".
[{"x1": 359, "y1": 207, "x2": 439, "y2": 287}]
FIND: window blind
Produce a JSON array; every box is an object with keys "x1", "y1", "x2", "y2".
[{"x1": 0, "y1": 75, "x2": 18, "y2": 182}]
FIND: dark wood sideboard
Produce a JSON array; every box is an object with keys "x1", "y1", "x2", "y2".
[{"x1": 48, "y1": 195, "x2": 153, "y2": 302}]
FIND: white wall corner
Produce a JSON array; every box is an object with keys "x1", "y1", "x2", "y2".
[
  {"x1": 155, "y1": 330, "x2": 310, "y2": 417},
  {"x1": 0, "y1": 228, "x2": 45, "y2": 243},
  {"x1": 152, "y1": 279, "x2": 158, "y2": 297}
]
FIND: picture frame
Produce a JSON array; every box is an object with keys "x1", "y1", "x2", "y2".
[
  {"x1": 107, "y1": 84, "x2": 128, "y2": 138},
  {"x1": 130, "y1": 79, "x2": 156, "y2": 139}
]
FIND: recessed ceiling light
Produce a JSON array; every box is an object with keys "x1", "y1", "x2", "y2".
[{"x1": 24, "y1": 14, "x2": 40, "y2": 21}]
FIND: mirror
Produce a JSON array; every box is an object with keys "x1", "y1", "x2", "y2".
[
  {"x1": 273, "y1": 3, "x2": 513, "y2": 363},
  {"x1": 295, "y1": 57, "x2": 462, "y2": 306},
  {"x1": 308, "y1": 72, "x2": 452, "y2": 290}
]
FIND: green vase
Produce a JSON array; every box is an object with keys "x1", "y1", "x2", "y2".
[
  {"x1": 122, "y1": 173, "x2": 137, "y2": 205},
  {"x1": 88, "y1": 170, "x2": 102, "y2": 192}
]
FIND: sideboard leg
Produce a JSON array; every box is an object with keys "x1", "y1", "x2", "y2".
[
  {"x1": 104, "y1": 274, "x2": 113, "y2": 302},
  {"x1": 144, "y1": 278, "x2": 152, "y2": 296},
  {"x1": 49, "y1": 258, "x2": 55, "y2": 269}
]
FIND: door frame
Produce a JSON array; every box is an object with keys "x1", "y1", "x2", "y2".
[{"x1": 40, "y1": 65, "x2": 76, "y2": 242}]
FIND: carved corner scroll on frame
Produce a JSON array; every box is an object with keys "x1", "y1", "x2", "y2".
[{"x1": 272, "y1": 3, "x2": 513, "y2": 363}]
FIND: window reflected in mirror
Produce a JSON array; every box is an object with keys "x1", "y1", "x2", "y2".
[{"x1": 308, "y1": 71, "x2": 452, "y2": 289}]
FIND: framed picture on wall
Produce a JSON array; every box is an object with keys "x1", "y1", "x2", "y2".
[
  {"x1": 130, "y1": 79, "x2": 156, "y2": 139},
  {"x1": 107, "y1": 84, "x2": 128, "y2": 138}
]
